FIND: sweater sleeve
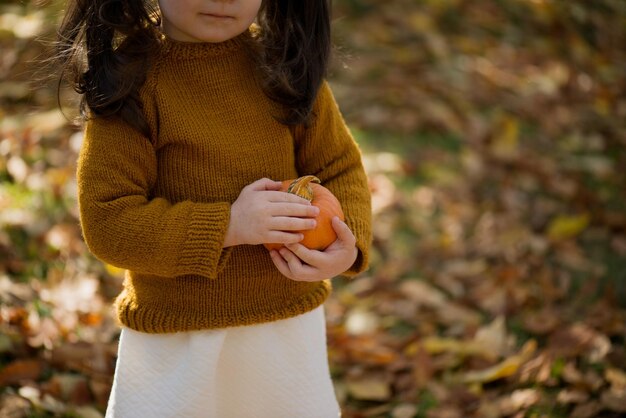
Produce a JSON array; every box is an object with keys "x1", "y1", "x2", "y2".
[
  {"x1": 295, "y1": 81, "x2": 372, "y2": 277},
  {"x1": 77, "y1": 116, "x2": 232, "y2": 279}
]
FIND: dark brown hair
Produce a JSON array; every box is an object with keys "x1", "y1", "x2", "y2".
[{"x1": 57, "y1": 0, "x2": 331, "y2": 135}]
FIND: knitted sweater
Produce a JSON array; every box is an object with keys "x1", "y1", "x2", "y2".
[{"x1": 77, "y1": 30, "x2": 372, "y2": 333}]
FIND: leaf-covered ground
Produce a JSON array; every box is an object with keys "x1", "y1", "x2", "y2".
[{"x1": 1, "y1": 0, "x2": 625, "y2": 417}]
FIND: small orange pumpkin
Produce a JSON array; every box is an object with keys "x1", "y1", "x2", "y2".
[{"x1": 264, "y1": 175, "x2": 345, "y2": 251}]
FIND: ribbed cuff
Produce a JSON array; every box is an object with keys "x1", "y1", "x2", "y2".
[
  {"x1": 176, "y1": 202, "x2": 232, "y2": 279},
  {"x1": 342, "y1": 218, "x2": 371, "y2": 278}
]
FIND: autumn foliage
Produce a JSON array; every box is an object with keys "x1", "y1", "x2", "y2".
[{"x1": 1, "y1": 0, "x2": 625, "y2": 417}]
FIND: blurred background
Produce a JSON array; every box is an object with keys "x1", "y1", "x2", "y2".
[{"x1": 1, "y1": 0, "x2": 625, "y2": 417}]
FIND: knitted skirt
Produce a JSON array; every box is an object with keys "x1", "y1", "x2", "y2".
[{"x1": 104, "y1": 305, "x2": 341, "y2": 418}]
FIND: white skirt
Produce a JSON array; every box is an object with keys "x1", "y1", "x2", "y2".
[{"x1": 105, "y1": 306, "x2": 341, "y2": 418}]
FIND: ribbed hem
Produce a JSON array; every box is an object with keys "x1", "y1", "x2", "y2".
[
  {"x1": 115, "y1": 281, "x2": 331, "y2": 333},
  {"x1": 177, "y1": 202, "x2": 232, "y2": 279}
]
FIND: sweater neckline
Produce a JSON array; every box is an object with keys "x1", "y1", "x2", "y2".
[{"x1": 161, "y1": 29, "x2": 251, "y2": 60}]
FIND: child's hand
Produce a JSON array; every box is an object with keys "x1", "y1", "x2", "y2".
[
  {"x1": 269, "y1": 217, "x2": 357, "y2": 282},
  {"x1": 224, "y1": 178, "x2": 319, "y2": 247}
]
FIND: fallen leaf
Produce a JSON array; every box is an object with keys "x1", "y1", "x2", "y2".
[
  {"x1": 18, "y1": 386, "x2": 65, "y2": 415},
  {"x1": 435, "y1": 302, "x2": 482, "y2": 327},
  {"x1": 547, "y1": 322, "x2": 611, "y2": 362},
  {"x1": 424, "y1": 405, "x2": 463, "y2": 418},
  {"x1": 557, "y1": 388, "x2": 590, "y2": 405},
  {"x1": 412, "y1": 345, "x2": 435, "y2": 389},
  {"x1": 89, "y1": 378, "x2": 113, "y2": 408},
  {"x1": 73, "y1": 406, "x2": 105, "y2": 418},
  {"x1": 561, "y1": 362, "x2": 584, "y2": 385},
  {"x1": 400, "y1": 279, "x2": 448, "y2": 308},
  {"x1": 346, "y1": 377, "x2": 391, "y2": 401},
  {"x1": 600, "y1": 388, "x2": 626, "y2": 413},
  {"x1": 462, "y1": 339, "x2": 537, "y2": 384},
  {"x1": 50, "y1": 341, "x2": 113, "y2": 376},
  {"x1": 346, "y1": 338, "x2": 399, "y2": 366},
  {"x1": 409, "y1": 336, "x2": 494, "y2": 359},
  {"x1": 547, "y1": 213, "x2": 590, "y2": 240},
  {"x1": 0, "y1": 393, "x2": 32, "y2": 417},
  {"x1": 490, "y1": 115, "x2": 520, "y2": 160},
  {"x1": 0, "y1": 333, "x2": 13, "y2": 354},
  {"x1": 473, "y1": 315, "x2": 510, "y2": 358},
  {"x1": 571, "y1": 401, "x2": 602, "y2": 418},
  {"x1": 497, "y1": 388, "x2": 541, "y2": 415},
  {"x1": 0, "y1": 359, "x2": 44, "y2": 386},
  {"x1": 606, "y1": 368, "x2": 626, "y2": 390},
  {"x1": 369, "y1": 173, "x2": 397, "y2": 214},
  {"x1": 392, "y1": 403, "x2": 417, "y2": 418},
  {"x1": 43, "y1": 373, "x2": 92, "y2": 405},
  {"x1": 521, "y1": 307, "x2": 562, "y2": 335}
]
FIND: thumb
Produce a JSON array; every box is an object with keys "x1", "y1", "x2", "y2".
[{"x1": 332, "y1": 217, "x2": 356, "y2": 246}]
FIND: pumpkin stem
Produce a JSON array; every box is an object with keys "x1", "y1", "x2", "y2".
[{"x1": 287, "y1": 175, "x2": 321, "y2": 202}]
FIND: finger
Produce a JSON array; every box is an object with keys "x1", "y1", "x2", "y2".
[
  {"x1": 266, "y1": 191, "x2": 312, "y2": 205},
  {"x1": 266, "y1": 231, "x2": 304, "y2": 245},
  {"x1": 272, "y1": 248, "x2": 322, "y2": 282},
  {"x1": 279, "y1": 247, "x2": 306, "y2": 275},
  {"x1": 271, "y1": 217, "x2": 316, "y2": 232},
  {"x1": 248, "y1": 178, "x2": 283, "y2": 191},
  {"x1": 270, "y1": 202, "x2": 320, "y2": 218},
  {"x1": 332, "y1": 217, "x2": 356, "y2": 246},
  {"x1": 279, "y1": 248, "x2": 321, "y2": 281},
  {"x1": 269, "y1": 250, "x2": 295, "y2": 279},
  {"x1": 284, "y1": 243, "x2": 323, "y2": 266}
]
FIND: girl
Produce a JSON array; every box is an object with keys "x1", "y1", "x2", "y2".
[{"x1": 57, "y1": 0, "x2": 371, "y2": 416}]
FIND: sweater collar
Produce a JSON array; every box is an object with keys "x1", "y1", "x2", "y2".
[{"x1": 161, "y1": 29, "x2": 251, "y2": 60}]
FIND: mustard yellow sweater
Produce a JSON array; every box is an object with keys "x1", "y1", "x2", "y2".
[{"x1": 77, "y1": 31, "x2": 371, "y2": 333}]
